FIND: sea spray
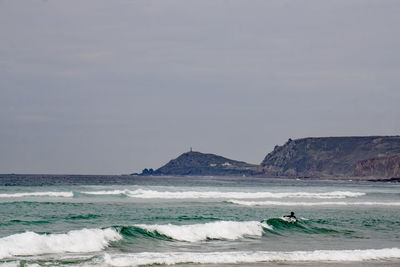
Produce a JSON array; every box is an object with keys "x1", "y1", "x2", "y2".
[
  {"x1": 104, "y1": 248, "x2": 400, "y2": 266},
  {"x1": 80, "y1": 189, "x2": 129, "y2": 196},
  {"x1": 133, "y1": 221, "x2": 272, "y2": 242},
  {"x1": 81, "y1": 189, "x2": 365, "y2": 199},
  {"x1": 0, "y1": 228, "x2": 121, "y2": 259}
]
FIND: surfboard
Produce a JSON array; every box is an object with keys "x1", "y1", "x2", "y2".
[{"x1": 282, "y1": 216, "x2": 297, "y2": 223}]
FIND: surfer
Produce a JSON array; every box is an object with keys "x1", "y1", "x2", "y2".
[{"x1": 283, "y1": 211, "x2": 297, "y2": 221}]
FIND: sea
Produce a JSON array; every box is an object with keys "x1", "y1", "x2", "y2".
[{"x1": 0, "y1": 174, "x2": 399, "y2": 267}]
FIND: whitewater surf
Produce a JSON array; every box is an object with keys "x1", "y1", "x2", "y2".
[{"x1": 0, "y1": 175, "x2": 399, "y2": 266}]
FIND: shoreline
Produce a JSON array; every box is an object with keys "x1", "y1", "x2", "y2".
[{"x1": 0, "y1": 173, "x2": 399, "y2": 182}]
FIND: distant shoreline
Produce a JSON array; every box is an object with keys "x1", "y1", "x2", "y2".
[
  {"x1": 1, "y1": 173, "x2": 398, "y2": 183},
  {"x1": 136, "y1": 136, "x2": 400, "y2": 180},
  {"x1": 2, "y1": 136, "x2": 400, "y2": 182}
]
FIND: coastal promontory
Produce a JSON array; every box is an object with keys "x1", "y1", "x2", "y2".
[
  {"x1": 137, "y1": 136, "x2": 400, "y2": 179},
  {"x1": 261, "y1": 136, "x2": 400, "y2": 178},
  {"x1": 141, "y1": 151, "x2": 258, "y2": 176},
  {"x1": 353, "y1": 154, "x2": 400, "y2": 178}
]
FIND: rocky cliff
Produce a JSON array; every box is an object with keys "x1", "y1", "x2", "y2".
[
  {"x1": 150, "y1": 151, "x2": 258, "y2": 176},
  {"x1": 354, "y1": 154, "x2": 400, "y2": 178},
  {"x1": 260, "y1": 136, "x2": 400, "y2": 177}
]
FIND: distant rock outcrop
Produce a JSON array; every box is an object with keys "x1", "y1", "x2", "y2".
[
  {"x1": 146, "y1": 151, "x2": 258, "y2": 176},
  {"x1": 135, "y1": 136, "x2": 400, "y2": 179},
  {"x1": 354, "y1": 154, "x2": 400, "y2": 178},
  {"x1": 260, "y1": 136, "x2": 400, "y2": 177}
]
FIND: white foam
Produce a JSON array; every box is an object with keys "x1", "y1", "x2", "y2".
[
  {"x1": 281, "y1": 216, "x2": 297, "y2": 222},
  {"x1": 0, "y1": 192, "x2": 73, "y2": 198},
  {"x1": 81, "y1": 190, "x2": 127, "y2": 195},
  {"x1": 0, "y1": 262, "x2": 19, "y2": 267},
  {"x1": 81, "y1": 189, "x2": 365, "y2": 199},
  {"x1": 104, "y1": 248, "x2": 400, "y2": 266},
  {"x1": 228, "y1": 200, "x2": 400, "y2": 206},
  {"x1": 0, "y1": 228, "x2": 121, "y2": 259},
  {"x1": 134, "y1": 221, "x2": 272, "y2": 242}
]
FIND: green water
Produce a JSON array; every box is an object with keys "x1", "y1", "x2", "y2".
[{"x1": 0, "y1": 175, "x2": 399, "y2": 266}]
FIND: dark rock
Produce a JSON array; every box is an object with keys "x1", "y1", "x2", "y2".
[
  {"x1": 153, "y1": 151, "x2": 258, "y2": 176},
  {"x1": 354, "y1": 154, "x2": 400, "y2": 178},
  {"x1": 260, "y1": 136, "x2": 400, "y2": 177},
  {"x1": 140, "y1": 168, "x2": 154, "y2": 176}
]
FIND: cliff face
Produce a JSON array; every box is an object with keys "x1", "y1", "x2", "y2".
[
  {"x1": 261, "y1": 136, "x2": 400, "y2": 177},
  {"x1": 354, "y1": 154, "x2": 400, "y2": 178},
  {"x1": 153, "y1": 151, "x2": 258, "y2": 176}
]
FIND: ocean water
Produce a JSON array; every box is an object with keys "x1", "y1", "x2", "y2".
[{"x1": 0, "y1": 175, "x2": 399, "y2": 266}]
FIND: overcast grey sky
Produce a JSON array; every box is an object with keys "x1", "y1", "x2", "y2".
[{"x1": 0, "y1": 0, "x2": 399, "y2": 174}]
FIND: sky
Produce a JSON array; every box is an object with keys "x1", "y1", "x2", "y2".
[{"x1": 0, "y1": 0, "x2": 399, "y2": 174}]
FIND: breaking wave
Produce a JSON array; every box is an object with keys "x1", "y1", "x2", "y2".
[
  {"x1": 80, "y1": 190, "x2": 127, "y2": 196},
  {"x1": 131, "y1": 221, "x2": 272, "y2": 242},
  {"x1": 80, "y1": 189, "x2": 365, "y2": 199},
  {"x1": 0, "y1": 192, "x2": 73, "y2": 198},
  {"x1": 119, "y1": 216, "x2": 350, "y2": 241},
  {"x1": 228, "y1": 200, "x2": 400, "y2": 206},
  {"x1": 104, "y1": 248, "x2": 400, "y2": 266},
  {"x1": 0, "y1": 228, "x2": 121, "y2": 259}
]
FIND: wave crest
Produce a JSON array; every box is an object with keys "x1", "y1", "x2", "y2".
[
  {"x1": 228, "y1": 200, "x2": 400, "y2": 206},
  {"x1": 104, "y1": 248, "x2": 400, "y2": 266},
  {"x1": 0, "y1": 228, "x2": 121, "y2": 259},
  {"x1": 133, "y1": 221, "x2": 272, "y2": 242},
  {"x1": 0, "y1": 192, "x2": 73, "y2": 198},
  {"x1": 81, "y1": 189, "x2": 365, "y2": 199}
]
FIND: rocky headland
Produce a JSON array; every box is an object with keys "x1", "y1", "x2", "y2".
[
  {"x1": 353, "y1": 154, "x2": 400, "y2": 178},
  {"x1": 137, "y1": 136, "x2": 400, "y2": 179},
  {"x1": 261, "y1": 136, "x2": 400, "y2": 178},
  {"x1": 143, "y1": 151, "x2": 258, "y2": 176}
]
